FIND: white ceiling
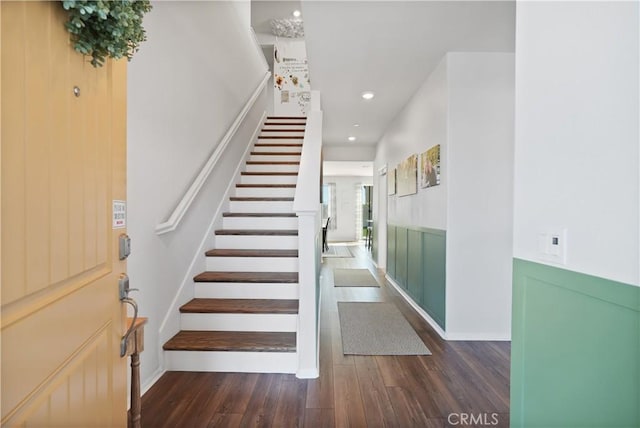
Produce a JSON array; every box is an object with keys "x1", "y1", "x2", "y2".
[
  {"x1": 323, "y1": 161, "x2": 373, "y2": 177},
  {"x1": 251, "y1": 1, "x2": 515, "y2": 149}
]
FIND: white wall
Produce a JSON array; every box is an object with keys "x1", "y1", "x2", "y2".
[
  {"x1": 445, "y1": 53, "x2": 514, "y2": 338},
  {"x1": 324, "y1": 144, "x2": 377, "y2": 161},
  {"x1": 324, "y1": 176, "x2": 372, "y2": 242},
  {"x1": 376, "y1": 58, "x2": 449, "y2": 230},
  {"x1": 127, "y1": 1, "x2": 267, "y2": 388},
  {"x1": 513, "y1": 1, "x2": 639, "y2": 286},
  {"x1": 375, "y1": 52, "x2": 515, "y2": 339}
]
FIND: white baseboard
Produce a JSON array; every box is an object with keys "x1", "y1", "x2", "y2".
[
  {"x1": 445, "y1": 332, "x2": 511, "y2": 341},
  {"x1": 386, "y1": 275, "x2": 511, "y2": 342},
  {"x1": 141, "y1": 367, "x2": 166, "y2": 396},
  {"x1": 296, "y1": 368, "x2": 319, "y2": 379},
  {"x1": 385, "y1": 274, "x2": 448, "y2": 340}
]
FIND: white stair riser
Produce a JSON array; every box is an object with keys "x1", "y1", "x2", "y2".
[
  {"x1": 194, "y1": 282, "x2": 299, "y2": 299},
  {"x1": 259, "y1": 131, "x2": 304, "y2": 137},
  {"x1": 266, "y1": 118, "x2": 306, "y2": 123},
  {"x1": 215, "y1": 235, "x2": 298, "y2": 249},
  {"x1": 223, "y1": 216, "x2": 297, "y2": 230},
  {"x1": 250, "y1": 155, "x2": 301, "y2": 162},
  {"x1": 253, "y1": 145, "x2": 303, "y2": 153},
  {"x1": 257, "y1": 138, "x2": 304, "y2": 144},
  {"x1": 206, "y1": 256, "x2": 298, "y2": 272},
  {"x1": 234, "y1": 187, "x2": 296, "y2": 198},
  {"x1": 245, "y1": 164, "x2": 299, "y2": 173},
  {"x1": 264, "y1": 121, "x2": 306, "y2": 126},
  {"x1": 240, "y1": 175, "x2": 298, "y2": 185},
  {"x1": 180, "y1": 313, "x2": 297, "y2": 332},
  {"x1": 229, "y1": 201, "x2": 293, "y2": 212},
  {"x1": 165, "y1": 351, "x2": 297, "y2": 373}
]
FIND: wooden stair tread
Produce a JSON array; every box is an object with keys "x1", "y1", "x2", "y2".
[
  {"x1": 194, "y1": 271, "x2": 299, "y2": 283},
  {"x1": 223, "y1": 212, "x2": 296, "y2": 217},
  {"x1": 258, "y1": 136, "x2": 303, "y2": 139},
  {"x1": 215, "y1": 229, "x2": 297, "y2": 236},
  {"x1": 241, "y1": 172, "x2": 298, "y2": 176},
  {"x1": 251, "y1": 151, "x2": 301, "y2": 156},
  {"x1": 260, "y1": 129, "x2": 305, "y2": 132},
  {"x1": 264, "y1": 122, "x2": 306, "y2": 126},
  {"x1": 163, "y1": 331, "x2": 296, "y2": 352},
  {"x1": 236, "y1": 184, "x2": 296, "y2": 188},
  {"x1": 254, "y1": 143, "x2": 303, "y2": 147},
  {"x1": 246, "y1": 161, "x2": 300, "y2": 165},
  {"x1": 180, "y1": 298, "x2": 298, "y2": 314},
  {"x1": 229, "y1": 197, "x2": 293, "y2": 201},
  {"x1": 222, "y1": 212, "x2": 296, "y2": 217},
  {"x1": 205, "y1": 249, "x2": 298, "y2": 257}
]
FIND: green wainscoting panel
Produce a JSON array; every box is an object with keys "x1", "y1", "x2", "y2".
[
  {"x1": 421, "y1": 230, "x2": 446, "y2": 329},
  {"x1": 387, "y1": 225, "x2": 396, "y2": 278},
  {"x1": 396, "y1": 227, "x2": 408, "y2": 289},
  {"x1": 372, "y1": 220, "x2": 378, "y2": 261},
  {"x1": 386, "y1": 225, "x2": 446, "y2": 330},
  {"x1": 407, "y1": 229, "x2": 423, "y2": 303},
  {"x1": 511, "y1": 259, "x2": 640, "y2": 428}
]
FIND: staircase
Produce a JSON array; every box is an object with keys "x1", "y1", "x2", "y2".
[{"x1": 163, "y1": 116, "x2": 306, "y2": 373}]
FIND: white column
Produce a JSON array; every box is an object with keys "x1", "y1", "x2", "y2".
[{"x1": 295, "y1": 210, "x2": 320, "y2": 378}]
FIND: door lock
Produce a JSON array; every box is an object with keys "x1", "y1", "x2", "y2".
[{"x1": 119, "y1": 234, "x2": 131, "y2": 260}]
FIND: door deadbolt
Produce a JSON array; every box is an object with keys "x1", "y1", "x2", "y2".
[{"x1": 119, "y1": 234, "x2": 131, "y2": 260}]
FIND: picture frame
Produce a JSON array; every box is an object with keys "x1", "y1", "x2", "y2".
[{"x1": 397, "y1": 155, "x2": 418, "y2": 197}]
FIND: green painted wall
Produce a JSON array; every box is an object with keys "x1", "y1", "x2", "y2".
[
  {"x1": 387, "y1": 225, "x2": 396, "y2": 279},
  {"x1": 372, "y1": 220, "x2": 378, "y2": 261},
  {"x1": 396, "y1": 227, "x2": 408, "y2": 289},
  {"x1": 511, "y1": 259, "x2": 640, "y2": 427},
  {"x1": 387, "y1": 225, "x2": 446, "y2": 330}
]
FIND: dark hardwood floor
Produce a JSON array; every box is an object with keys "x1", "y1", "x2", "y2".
[{"x1": 141, "y1": 244, "x2": 510, "y2": 428}]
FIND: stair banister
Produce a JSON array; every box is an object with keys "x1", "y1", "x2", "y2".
[
  {"x1": 293, "y1": 93, "x2": 322, "y2": 379},
  {"x1": 155, "y1": 71, "x2": 270, "y2": 235}
]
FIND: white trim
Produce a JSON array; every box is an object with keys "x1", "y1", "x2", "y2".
[
  {"x1": 445, "y1": 332, "x2": 511, "y2": 341},
  {"x1": 180, "y1": 313, "x2": 298, "y2": 332},
  {"x1": 165, "y1": 350, "x2": 297, "y2": 373},
  {"x1": 155, "y1": 72, "x2": 270, "y2": 235},
  {"x1": 141, "y1": 367, "x2": 166, "y2": 396},
  {"x1": 385, "y1": 274, "x2": 447, "y2": 340},
  {"x1": 387, "y1": 275, "x2": 511, "y2": 341},
  {"x1": 296, "y1": 368, "x2": 320, "y2": 379},
  {"x1": 157, "y1": 111, "x2": 267, "y2": 344}
]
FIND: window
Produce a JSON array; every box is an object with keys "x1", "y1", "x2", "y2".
[{"x1": 321, "y1": 183, "x2": 337, "y2": 230}]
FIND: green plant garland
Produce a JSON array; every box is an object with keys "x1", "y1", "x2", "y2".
[{"x1": 62, "y1": 0, "x2": 152, "y2": 67}]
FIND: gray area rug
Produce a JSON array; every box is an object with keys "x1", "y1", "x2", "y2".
[
  {"x1": 338, "y1": 302, "x2": 431, "y2": 355},
  {"x1": 322, "y1": 246, "x2": 353, "y2": 258},
  {"x1": 333, "y1": 268, "x2": 380, "y2": 287}
]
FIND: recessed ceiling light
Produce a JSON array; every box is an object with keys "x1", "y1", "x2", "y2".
[
  {"x1": 361, "y1": 91, "x2": 375, "y2": 100},
  {"x1": 353, "y1": 124, "x2": 360, "y2": 127},
  {"x1": 292, "y1": 10, "x2": 301, "y2": 17},
  {"x1": 348, "y1": 136, "x2": 357, "y2": 142}
]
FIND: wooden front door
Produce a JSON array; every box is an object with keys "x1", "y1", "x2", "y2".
[{"x1": 1, "y1": 1, "x2": 128, "y2": 426}]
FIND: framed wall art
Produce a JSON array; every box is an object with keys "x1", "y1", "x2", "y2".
[
  {"x1": 397, "y1": 155, "x2": 418, "y2": 196},
  {"x1": 387, "y1": 168, "x2": 396, "y2": 195},
  {"x1": 420, "y1": 144, "x2": 441, "y2": 188}
]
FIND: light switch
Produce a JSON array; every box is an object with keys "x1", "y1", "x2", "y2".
[{"x1": 537, "y1": 229, "x2": 567, "y2": 265}]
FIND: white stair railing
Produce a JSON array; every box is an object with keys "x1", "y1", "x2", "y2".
[{"x1": 293, "y1": 92, "x2": 322, "y2": 379}]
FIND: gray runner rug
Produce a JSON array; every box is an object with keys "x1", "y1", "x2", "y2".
[
  {"x1": 338, "y1": 302, "x2": 431, "y2": 355},
  {"x1": 333, "y1": 268, "x2": 380, "y2": 287},
  {"x1": 322, "y1": 246, "x2": 353, "y2": 258}
]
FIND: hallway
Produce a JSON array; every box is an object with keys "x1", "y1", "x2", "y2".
[{"x1": 140, "y1": 244, "x2": 510, "y2": 427}]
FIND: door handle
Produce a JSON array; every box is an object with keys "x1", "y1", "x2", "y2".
[{"x1": 119, "y1": 274, "x2": 139, "y2": 357}]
